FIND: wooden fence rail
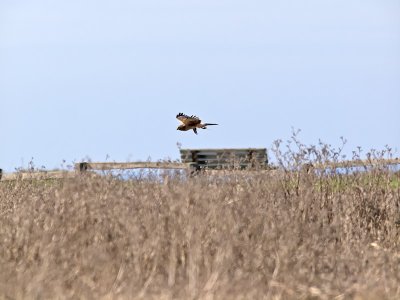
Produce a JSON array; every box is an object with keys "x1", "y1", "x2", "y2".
[
  {"x1": 75, "y1": 161, "x2": 190, "y2": 172},
  {"x1": 0, "y1": 170, "x2": 77, "y2": 181},
  {"x1": 1, "y1": 157, "x2": 399, "y2": 182},
  {"x1": 0, "y1": 162, "x2": 191, "y2": 182}
]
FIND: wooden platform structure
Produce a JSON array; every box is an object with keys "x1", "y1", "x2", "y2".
[{"x1": 179, "y1": 148, "x2": 269, "y2": 170}]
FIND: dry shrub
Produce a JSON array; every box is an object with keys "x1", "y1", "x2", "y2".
[{"x1": 1, "y1": 139, "x2": 399, "y2": 299}]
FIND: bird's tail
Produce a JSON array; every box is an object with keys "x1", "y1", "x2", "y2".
[{"x1": 200, "y1": 123, "x2": 218, "y2": 129}]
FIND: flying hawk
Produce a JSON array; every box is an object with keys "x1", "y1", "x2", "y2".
[{"x1": 176, "y1": 113, "x2": 218, "y2": 134}]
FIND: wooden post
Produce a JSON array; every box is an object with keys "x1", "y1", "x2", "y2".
[
  {"x1": 248, "y1": 150, "x2": 255, "y2": 169},
  {"x1": 189, "y1": 163, "x2": 201, "y2": 177},
  {"x1": 78, "y1": 162, "x2": 88, "y2": 173},
  {"x1": 191, "y1": 150, "x2": 198, "y2": 164},
  {"x1": 0, "y1": 169, "x2": 2, "y2": 181}
]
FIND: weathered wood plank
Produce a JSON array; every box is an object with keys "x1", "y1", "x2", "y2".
[
  {"x1": 75, "y1": 162, "x2": 190, "y2": 171},
  {"x1": 180, "y1": 148, "x2": 267, "y2": 152},
  {"x1": 1, "y1": 170, "x2": 77, "y2": 181}
]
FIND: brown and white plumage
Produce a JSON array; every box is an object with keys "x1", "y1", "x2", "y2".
[{"x1": 176, "y1": 113, "x2": 218, "y2": 134}]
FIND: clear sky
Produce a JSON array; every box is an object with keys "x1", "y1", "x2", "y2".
[{"x1": 1, "y1": 0, "x2": 399, "y2": 172}]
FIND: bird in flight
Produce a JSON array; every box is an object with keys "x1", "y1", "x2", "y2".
[{"x1": 176, "y1": 113, "x2": 218, "y2": 134}]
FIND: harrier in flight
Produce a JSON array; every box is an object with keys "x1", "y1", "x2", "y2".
[{"x1": 176, "y1": 113, "x2": 218, "y2": 135}]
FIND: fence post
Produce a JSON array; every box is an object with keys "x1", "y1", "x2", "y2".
[
  {"x1": 188, "y1": 163, "x2": 201, "y2": 177},
  {"x1": 0, "y1": 169, "x2": 2, "y2": 181},
  {"x1": 78, "y1": 162, "x2": 88, "y2": 173}
]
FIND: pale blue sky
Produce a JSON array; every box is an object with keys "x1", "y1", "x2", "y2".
[{"x1": 1, "y1": 0, "x2": 399, "y2": 172}]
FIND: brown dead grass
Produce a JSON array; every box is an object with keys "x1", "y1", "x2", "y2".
[{"x1": 1, "y1": 142, "x2": 400, "y2": 299}]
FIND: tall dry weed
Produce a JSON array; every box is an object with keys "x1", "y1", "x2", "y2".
[{"x1": 1, "y1": 139, "x2": 399, "y2": 299}]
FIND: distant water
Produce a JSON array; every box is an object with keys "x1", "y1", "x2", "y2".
[
  {"x1": 316, "y1": 163, "x2": 400, "y2": 175},
  {"x1": 88, "y1": 162, "x2": 400, "y2": 182}
]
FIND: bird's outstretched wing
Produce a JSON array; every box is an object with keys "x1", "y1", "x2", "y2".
[{"x1": 176, "y1": 113, "x2": 201, "y2": 126}]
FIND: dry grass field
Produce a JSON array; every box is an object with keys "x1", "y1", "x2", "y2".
[{"x1": 1, "y1": 141, "x2": 400, "y2": 299}]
